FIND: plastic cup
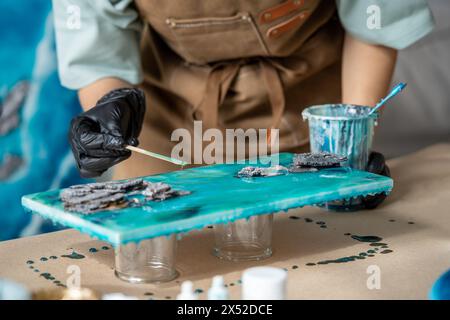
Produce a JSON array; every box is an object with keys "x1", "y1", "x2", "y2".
[
  {"x1": 0, "y1": 279, "x2": 30, "y2": 300},
  {"x1": 241, "y1": 267, "x2": 287, "y2": 300},
  {"x1": 114, "y1": 235, "x2": 178, "y2": 283},
  {"x1": 213, "y1": 214, "x2": 273, "y2": 261},
  {"x1": 302, "y1": 104, "x2": 378, "y2": 210}
]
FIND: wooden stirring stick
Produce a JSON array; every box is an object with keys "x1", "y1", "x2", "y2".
[{"x1": 125, "y1": 145, "x2": 188, "y2": 166}]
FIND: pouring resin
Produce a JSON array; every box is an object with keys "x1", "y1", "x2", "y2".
[{"x1": 302, "y1": 104, "x2": 378, "y2": 210}]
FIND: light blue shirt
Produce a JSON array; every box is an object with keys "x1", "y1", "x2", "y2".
[{"x1": 52, "y1": 0, "x2": 435, "y2": 90}]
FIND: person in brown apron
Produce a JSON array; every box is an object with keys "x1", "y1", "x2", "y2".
[{"x1": 57, "y1": 0, "x2": 434, "y2": 208}]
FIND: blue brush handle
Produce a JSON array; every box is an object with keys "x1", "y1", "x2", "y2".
[{"x1": 369, "y1": 82, "x2": 407, "y2": 115}]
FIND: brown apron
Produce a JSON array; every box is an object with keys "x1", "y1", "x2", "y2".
[{"x1": 114, "y1": 0, "x2": 344, "y2": 180}]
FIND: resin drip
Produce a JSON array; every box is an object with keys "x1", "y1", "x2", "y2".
[
  {"x1": 350, "y1": 235, "x2": 383, "y2": 243},
  {"x1": 61, "y1": 251, "x2": 85, "y2": 259}
]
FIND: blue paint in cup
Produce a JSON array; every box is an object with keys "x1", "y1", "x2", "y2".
[{"x1": 302, "y1": 104, "x2": 378, "y2": 210}]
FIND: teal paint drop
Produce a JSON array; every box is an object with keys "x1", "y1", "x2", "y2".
[
  {"x1": 26, "y1": 260, "x2": 34, "y2": 264},
  {"x1": 89, "y1": 248, "x2": 98, "y2": 253},
  {"x1": 101, "y1": 246, "x2": 110, "y2": 251},
  {"x1": 49, "y1": 256, "x2": 57, "y2": 260},
  {"x1": 40, "y1": 273, "x2": 54, "y2": 280},
  {"x1": 40, "y1": 257, "x2": 48, "y2": 261},
  {"x1": 370, "y1": 243, "x2": 388, "y2": 247},
  {"x1": 350, "y1": 235, "x2": 383, "y2": 243},
  {"x1": 317, "y1": 255, "x2": 366, "y2": 265},
  {"x1": 61, "y1": 251, "x2": 85, "y2": 259},
  {"x1": 380, "y1": 249, "x2": 393, "y2": 254}
]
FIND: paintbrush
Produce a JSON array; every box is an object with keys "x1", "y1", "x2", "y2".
[
  {"x1": 368, "y1": 82, "x2": 407, "y2": 116},
  {"x1": 125, "y1": 145, "x2": 188, "y2": 166}
]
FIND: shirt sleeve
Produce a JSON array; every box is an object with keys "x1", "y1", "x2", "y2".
[
  {"x1": 336, "y1": 0, "x2": 435, "y2": 50},
  {"x1": 52, "y1": 0, "x2": 143, "y2": 90}
]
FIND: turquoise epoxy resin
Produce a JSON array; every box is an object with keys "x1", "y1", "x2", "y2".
[{"x1": 22, "y1": 153, "x2": 393, "y2": 245}]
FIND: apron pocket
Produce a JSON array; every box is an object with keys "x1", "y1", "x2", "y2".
[{"x1": 166, "y1": 12, "x2": 269, "y2": 65}]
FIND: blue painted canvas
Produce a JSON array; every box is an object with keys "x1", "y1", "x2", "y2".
[
  {"x1": 430, "y1": 268, "x2": 450, "y2": 300},
  {"x1": 0, "y1": 0, "x2": 85, "y2": 240},
  {"x1": 22, "y1": 153, "x2": 393, "y2": 245}
]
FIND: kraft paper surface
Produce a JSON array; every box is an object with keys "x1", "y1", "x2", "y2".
[{"x1": 1, "y1": 144, "x2": 449, "y2": 299}]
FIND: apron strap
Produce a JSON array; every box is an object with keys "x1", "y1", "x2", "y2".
[
  {"x1": 193, "y1": 59, "x2": 286, "y2": 140},
  {"x1": 259, "y1": 59, "x2": 286, "y2": 144},
  {"x1": 193, "y1": 62, "x2": 243, "y2": 129}
]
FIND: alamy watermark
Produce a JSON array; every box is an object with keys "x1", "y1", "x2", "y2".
[
  {"x1": 171, "y1": 121, "x2": 280, "y2": 165},
  {"x1": 366, "y1": 5, "x2": 381, "y2": 30},
  {"x1": 366, "y1": 265, "x2": 381, "y2": 290},
  {"x1": 66, "y1": 4, "x2": 81, "y2": 30},
  {"x1": 66, "y1": 264, "x2": 81, "y2": 289}
]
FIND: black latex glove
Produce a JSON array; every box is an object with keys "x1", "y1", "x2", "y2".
[
  {"x1": 362, "y1": 151, "x2": 391, "y2": 209},
  {"x1": 69, "y1": 88, "x2": 146, "y2": 178}
]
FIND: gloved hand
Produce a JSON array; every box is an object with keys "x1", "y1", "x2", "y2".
[
  {"x1": 69, "y1": 88, "x2": 146, "y2": 178},
  {"x1": 362, "y1": 151, "x2": 391, "y2": 209}
]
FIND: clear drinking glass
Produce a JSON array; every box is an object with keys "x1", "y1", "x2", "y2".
[
  {"x1": 114, "y1": 235, "x2": 178, "y2": 283},
  {"x1": 213, "y1": 214, "x2": 273, "y2": 261},
  {"x1": 302, "y1": 104, "x2": 378, "y2": 211}
]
